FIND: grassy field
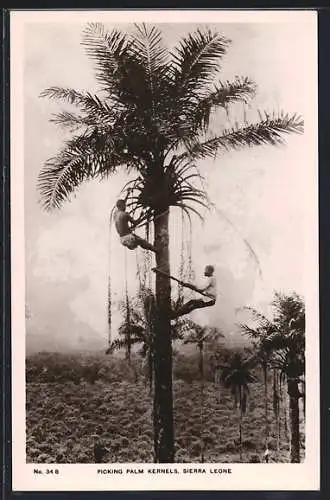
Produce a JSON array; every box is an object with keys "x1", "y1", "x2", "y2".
[{"x1": 26, "y1": 352, "x2": 304, "y2": 464}]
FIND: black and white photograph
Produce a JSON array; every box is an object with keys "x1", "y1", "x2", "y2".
[{"x1": 10, "y1": 9, "x2": 319, "y2": 491}]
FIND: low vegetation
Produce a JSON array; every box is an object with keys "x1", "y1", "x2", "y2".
[{"x1": 26, "y1": 350, "x2": 304, "y2": 464}]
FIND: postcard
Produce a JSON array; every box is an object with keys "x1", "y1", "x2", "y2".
[{"x1": 10, "y1": 9, "x2": 319, "y2": 491}]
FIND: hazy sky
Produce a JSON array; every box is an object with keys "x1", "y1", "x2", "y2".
[{"x1": 23, "y1": 19, "x2": 315, "y2": 351}]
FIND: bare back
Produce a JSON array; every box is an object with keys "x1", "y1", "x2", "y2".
[{"x1": 114, "y1": 210, "x2": 132, "y2": 237}]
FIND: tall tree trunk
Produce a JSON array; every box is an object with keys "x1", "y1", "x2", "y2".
[
  {"x1": 301, "y1": 378, "x2": 305, "y2": 419},
  {"x1": 199, "y1": 344, "x2": 205, "y2": 462},
  {"x1": 153, "y1": 209, "x2": 174, "y2": 463},
  {"x1": 287, "y1": 378, "x2": 300, "y2": 463},
  {"x1": 277, "y1": 371, "x2": 281, "y2": 455},
  {"x1": 148, "y1": 348, "x2": 153, "y2": 394},
  {"x1": 239, "y1": 387, "x2": 243, "y2": 462},
  {"x1": 272, "y1": 368, "x2": 280, "y2": 455},
  {"x1": 263, "y1": 364, "x2": 269, "y2": 447},
  {"x1": 283, "y1": 393, "x2": 289, "y2": 443},
  {"x1": 283, "y1": 375, "x2": 290, "y2": 447},
  {"x1": 215, "y1": 366, "x2": 221, "y2": 403}
]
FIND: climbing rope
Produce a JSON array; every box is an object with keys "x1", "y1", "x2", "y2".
[
  {"x1": 211, "y1": 203, "x2": 263, "y2": 280},
  {"x1": 124, "y1": 249, "x2": 132, "y2": 365},
  {"x1": 145, "y1": 219, "x2": 152, "y2": 291},
  {"x1": 135, "y1": 231, "x2": 156, "y2": 395},
  {"x1": 107, "y1": 209, "x2": 115, "y2": 349},
  {"x1": 177, "y1": 210, "x2": 185, "y2": 304},
  {"x1": 186, "y1": 215, "x2": 195, "y2": 291},
  {"x1": 130, "y1": 208, "x2": 170, "y2": 232},
  {"x1": 135, "y1": 249, "x2": 143, "y2": 291}
]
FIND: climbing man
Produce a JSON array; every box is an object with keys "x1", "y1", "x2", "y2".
[
  {"x1": 152, "y1": 264, "x2": 217, "y2": 319},
  {"x1": 113, "y1": 199, "x2": 156, "y2": 253}
]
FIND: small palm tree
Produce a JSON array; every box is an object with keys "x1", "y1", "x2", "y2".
[
  {"x1": 239, "y1": 318, "x2": 274, "y2": 452},
  {"x1": 269, "y1": 293, "x2": 305, "y2": 463},
  {"x1": 38, "y1": 23, "x2": 303, "y2": 462},
  {"x1": 240, "y1": 293, "x2": 305, "y2": 463},
  {"x1": 109, "y1": 287, "x2": 184, "y2": 391},
  {"x1": 183, "y1": 321, "x2": 223, "y2": 381},
  {"x1": 220, "y1": 351, "x2": 257, "y2": 461}
]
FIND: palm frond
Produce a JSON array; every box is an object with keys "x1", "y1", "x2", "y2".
[
  {"x1": 40, "y1": 87, "x2": 118, "y2": 121},
  {"x1": 50, "y1": 111, "x2": 88, "y2": 132},
  {"x1": 239, "y1": 323, "x2": 262, "y2": 339},
  {"x1": 38, "y1": 144, "x2": 94, "y2": 211},
  {"x1": 37, "y1": 132, "x2": 126, "y2": 211},
  {"x1": 40, "y1": 86, "x2": 91, "y2": 105},
  {"x1": 107, "y1": 338, "x2": 126, "y2": 353},
  {"x1": 130, "y1": 24, "x2": 171, "y2": 104},
  {"x1": 120, "y1": 156, "x2": 209, "y2": 225},
  {"x1": 83, "y1": 22, "x2": 173, "y2": 138},
  {"x1": 195, "y1": 77, "x2": 257, "y2": 130},
  {"x1": 172, "y1": 28, "x2": 230, "y2": 94},
  {"x1": 50, "y1": 111, "x2": 107, "y2": 134},
  {"x1": 241, "y1": 306, "x2": 273, "y2": 327},
  {"x1": 180, "y1": 112, "x2": 304, "y2": 161},
  {"x1": 118, "y1": 323, "x2": 146, "y2": 340},
  {"x1": 81, "y1": 23, "x2": 130, "y2": 91}
]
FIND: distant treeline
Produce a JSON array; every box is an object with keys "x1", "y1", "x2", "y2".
[{"x1": 26, "y1": 347, "x2": 246, "y2": 385}]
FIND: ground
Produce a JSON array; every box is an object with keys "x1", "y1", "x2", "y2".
[{"x1": 26, "y1": 354, "x2": 304, "y2": 464}]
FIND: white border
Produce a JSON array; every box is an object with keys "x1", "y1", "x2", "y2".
[{"x1": 10, "y1": 9, "x2": 319, "y2": 491}]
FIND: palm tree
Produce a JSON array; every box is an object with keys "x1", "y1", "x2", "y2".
[
  {"x1": 239, "y1": 319, "x2": 274, "y2": 452},
  {"x1": 37, "y1": 23, "x2": 303, "y2": 462},
  {"x1": 240, "y1": 293, "x2": 305, "y2": 462},
  {"x1": 109, "y1": 287, "x2": 184, "y2": 392},
  {"x1": 269, "y1": 293, "x2": 305, "y2": 463},
  {"x1": 183, "y1": 321, "x2": 223, "y2": 381},
  {"x1": 220, "y1": 351, "x2": 256, "y2": 461}
]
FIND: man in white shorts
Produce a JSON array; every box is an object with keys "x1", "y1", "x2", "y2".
[
  {"x1": 170, "y1": 265, "x2": 217, "y2": 319},
  {"x1": 113, "y1": 199, "x2": 156, "y2": 252}
]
